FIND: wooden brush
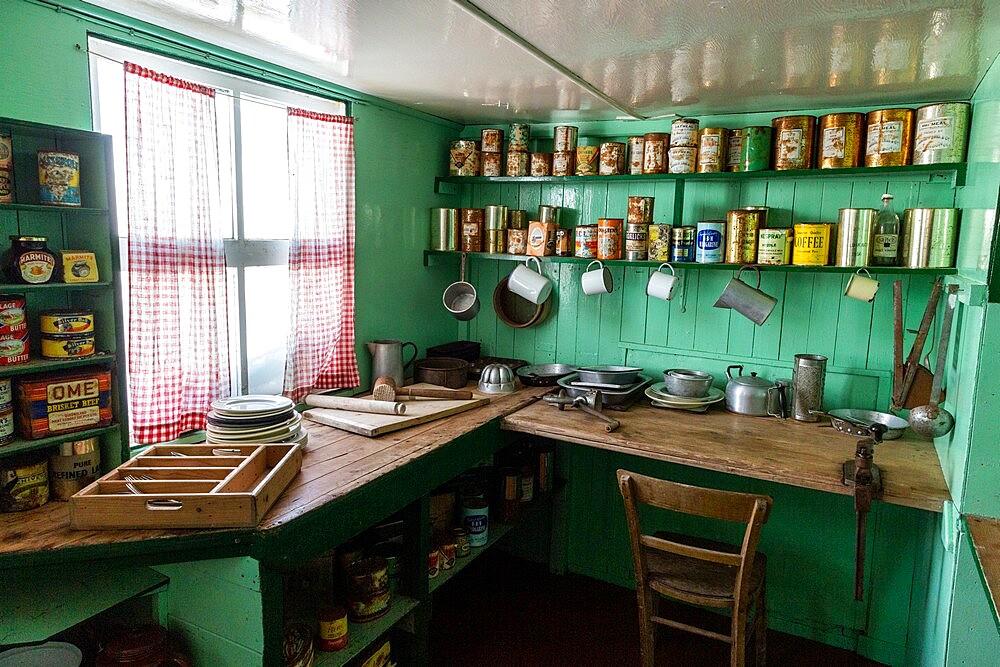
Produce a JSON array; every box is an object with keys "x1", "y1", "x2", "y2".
[{"x1": 372, "y1": 376, "x2": 473, "y2": 402}]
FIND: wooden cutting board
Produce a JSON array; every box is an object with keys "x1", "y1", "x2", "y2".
[{"x1": 303, "y1": 386, "x2": 489, "y2": 437}]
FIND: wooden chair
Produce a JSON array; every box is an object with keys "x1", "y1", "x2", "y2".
[{"x1": 617, "y1": 469, "x2": 773, "y2": 667}]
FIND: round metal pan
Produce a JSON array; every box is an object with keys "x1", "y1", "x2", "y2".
[
  {"x1": 516, "y1": 363, "x2": 578, "y2": 386},
  {"x1": 576, "y1": 365, "x2": 643, "y2": 385},
  {"x1": 827, "y1": 409, "x2": 909, "y2": 440}
]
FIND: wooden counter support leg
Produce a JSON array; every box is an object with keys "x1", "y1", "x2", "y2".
[{"x1": 259, "y1": 562, "x2": 285, "y2": 667}]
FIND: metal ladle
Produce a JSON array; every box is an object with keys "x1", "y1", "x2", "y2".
[{"x1": 909, "y1": 284, "x2": 958, "y2": 438}]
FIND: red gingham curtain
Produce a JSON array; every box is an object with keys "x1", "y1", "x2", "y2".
[
  {"x1": 124, "y1": 62, "x2": 230, "y2": 444},
  {"x1": 283, "y1": 109, "x2": 360, "y2": 401}
]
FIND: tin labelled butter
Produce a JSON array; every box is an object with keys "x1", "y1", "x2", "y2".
[
  {"x1": 757, "y1": 228, "x2": 792, "y2": 265},
  {"x1": 792, "y1": 223, "x2": 831, "y2": 265},
  {"x1": 0, "y1": 331, "x2": 29, "y2": 366},
  {"x1": 0, "y1": 294, "x2": 27, "y2": 336}
]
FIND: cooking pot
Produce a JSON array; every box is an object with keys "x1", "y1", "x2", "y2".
[{"x1": 724, "y1": 365, "x2": 784, "y2": 417}]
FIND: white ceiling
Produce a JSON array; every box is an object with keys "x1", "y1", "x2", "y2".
[{"x1": 89, "y1": 0, "x2": 1000, "y2": 124}]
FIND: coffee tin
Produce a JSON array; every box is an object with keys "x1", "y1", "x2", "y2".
[
  {"x1": 537, "y1": 205, "x2": 559, "y2": 225},
  {"x1": 506, "y1": 150, "x2": 529, "y2": 176},
  {"x1": 835, "y1": 208, "x2": 877, "y2": 266},
  {"x1": 555, "y1": 229, "x2": 572, "y2": 257},
  {"x1": 772, "y1": 116, "x2": 816, "y2": 170},
  {"x1": 530, "y1": 153, "x2": 552, "y2": 177},
  {"x1": 507, "y1": 229, "x2": 527, "y2": 255},
  {"x1": 741, "y1": 126, "x2": 772, "y2": 171},
  {"x1": 0, "y1": 294, "x2": 27, "y2": 337},
  {"x1": 429, "y1": 208, "x2": 459, "y2": 251},
  {"x1": 913, "y1": 102, "x2": 970, "y2": 165},
  {"x1": 725, "y1": 208, "x2": 767, "y2": 263},
  {"x1": 625, "y1": 223, "x2": 649, "y2": 260},
  {"x1": 38, "y1": 151, "x2": 81, "y2": 207},
  {"x1": 627, "y1": 196, "x2": 654, "y2": 223},
  {"x1": 484, "y1": 205, "x2": 508, "y2": 230},
  {"x1": 599, "y1": 142, "x2": 626, "y2": 175},
  {"x1": 0, "y1": 452, "x2": 49, "y2": 511},
  {"x1": 865, "y1": 108, "x2": 914, "y2": 167},
  {"x1": 696, "y1": 221, "x2": 725, "y2": 263},
  {"x1": 647, "y1": 224, "x2": 673, "y2": 261},
  {"x1": 40, "y1": 310, "x2": 95, "y2": 335},
  {"x1": 575, "y1": 146, "x2": 600, "y2": 175},
  {"x1": 481, "y1": 128, "x2": 504, "y2": 153},
  {"x1": 552, "y1": 151, "x2": 575, "y2": 176},
  {"x1": 668, "y1": 146, "x2": 697, "y2": 174},
  {"x1": 627, "y1": 136, "x2": 645, "y2": 174},
  {"x1": 553, "y1": 126, "x2": 579, "y2": 152},
  {"x1": 449, "y1": 140, "x2": 478, "y2": 176},
  {"x1": 670, "y1": 226, "x2": 696, "y2": 262},
  {"x1": 480, "y1": 151, "x2": 502, "y2": 176},
  {"x1": 670, "y1": 118, "x2": 700, "y2": 147},
  {"x1": 509, "y1": 210, "x2": 528, "y2": 229},
  {"x1": 642, "y1": 133, "x2": 669, "y2": 174},
  {"x1": 757, "y1": 228, "x2": 792, "y2": 265},
  {"x1": 574, "y1": 225, "x2": 598, "y2": 258},
  {"x1": 819, "y1": 113, "x2": 865, "y2": 169},
  {"x1": 726, "y1": 129, "x2": 744, "y2": 172},
  {"x1": 697, "y1": 128, "x2": 727, "y2": 173},
  {"x1": 597, "y1": 218, "x2": 623, "y2": 260},
  {"x1": 900, "y1": 208, "x2": 935, "y2": 268},
  {"x1": 792, "y1": 223, "x2": 832, "y2": 265},
  {"x1": 509, "y1": 123, "x2": 530, "y2": 151}
]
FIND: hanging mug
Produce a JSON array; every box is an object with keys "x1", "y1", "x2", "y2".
[
  {"x1": 581, "y1": 260, "x2": 613, "y2": 295},
  {"x1": 646, "y1": 263, "x2": 678, "y2": 301},
  {"x1": 507, "y1": 256, "x2": 553, "y2": 304},
  {"x1": 713, "y1": 265, "x2": 777, "y2": 326},
  {"x1": 845, "y1": 268, "x2": 880, "y2": 302}
]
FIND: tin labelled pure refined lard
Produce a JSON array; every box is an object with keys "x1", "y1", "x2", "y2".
[
  {"x1": 599, "y1": 142, "x2": 626, "y2": 175},
  {"x1": 913, "y1": 102, "x2": 970, "y2": 165},
  {"x1": 757, "y1": 228, "x2": 792, "y2": 265},
  {"x1": 552, "y1": 151, "x2": 575, "y2": 176},
  {"x1": 900, "y1": 209, "x2": 935, "y2": 268},
  {"x1": 697, "y1": 128, "x2": 727, "y2": 173},
  {"x1": 480, "y1": 151, "x2": 502, "y2": 176},
  {"x1": 727, "y1": 129, "x2": 744, "y2": 172},
  {"x1": 597, "y1": 218, "x2": 623, "y2": 260},
  {"x1": 530, "y1": 153, "x2": 552, "y2": 176},
  {"x1": 576, "y1": 145, "x2": 600, "y2": 175},
  {"x1": 481, "y1": 128, "x2": 504, "y2": 153},
  {"x1": 835, "y1": 208, "x2": 877, "y2": 266},
  {"x1": 506, "y1": 150, "x2": 529, "y2": 176},
  {"x1": 430, "y1": 208, "x2": 459, "y2": 251},
  {"x1": 627, "y1": 136, "x2": 645, "y2": 174},
  {"x1": 509, "y1": 123, "x2": 530, "y2": 151},
  {"x1": 670, "y1": 118, "x2": 700, "y2": 147},
  {"x1": 627, "y1": 196, "x2": 654, "y2": 224},
  {"x1": 647, "y1": 224, "x2": 673, "y2": 261},
  {"x1": 38, "y1": 151, "x2": 81, "y2": 206},
  {"x1": 772, "y1": 115, "x2": 816, "y2": 170},
  {"x1": 642, "y1": 133, "x2": 669, "y2": 174},
  {"x1": 670, "y1": 226, "x2": 696, "y2": 262},
  {"x1": 574, "y1": 225, "x2": 598, "y2": 258},
  {"x1": 866, "y1": 108, "x2": 914, "y2": 167},
  {"x1": 553, "y1": 126, "x2": 578, "y2": 152},
  {"x1": 449, "y1": 140, "x2": 478, "y2": 176},
  {"x1": 625, "y1": 223, "x2": 649, "y2": 261},
  {"x1": 696, "y1": 221, "x2": 725, "y2": 263},
  {"x1": 668, "y1": 146, "x2": 697, "y2": 174},
  {"x1": 928, "y1": 208, "x2": 959, "y2": 268},
  {"x1": 507, "y1": 229, "x2": 527, "y2": 255},
  {"x1": 819, "y1": 113, "x2": 865, "y2": 169},
  {"x1": 48, "y1": 446, "x2": 100, "y2": 500},
  {"x1": 792, "y1": 223, "x2": 831, "y2": 265},
  {"x1": 725, "y1": 208, "x2": 766, "y2": 264},
  {"x1": 741, "y1": 126, "x2": 772, "y2": 171}
]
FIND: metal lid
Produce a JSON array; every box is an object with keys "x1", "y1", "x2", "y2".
[
  {"x1": 729, "y1": 373, "x2": 773, "y2": 388},
  {"x1": 9, "y1": 235, "x2": 46, "y2": 242}
]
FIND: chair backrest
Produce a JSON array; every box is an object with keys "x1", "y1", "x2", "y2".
[{"x1": 618, "y1": 469, "x2": 773, "y2": 606}]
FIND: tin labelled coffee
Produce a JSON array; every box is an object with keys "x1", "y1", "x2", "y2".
[
  {"x1": 670, "y1": 118, "x2": 700, "y2": 147},
  {"x1": 449, "y1": 140, "x2": 478, "y2": 176},
  {"x1": 575, "y1": 146, "x2": 600, "y2": 175},
  {"x1": 757, "y1": 228, "x2": 792, "y2": 265},
  {"x1": 599, "y1": 142, "x2": 626, "y2": 175},
  {"x1": 696, "y1": 221, "x2": 725, "y2": 263},
  {"x1": 625, "y1": 223, "x2": 649, "y2": 261},
  {"x1": 506, "y1": 150, "x2": 529, "y2": 176},
  {"x1": 597, "y1": 218, "x2": 623, "y2": 260},
  {"x1": 772, "y1": 115, "x2": 816, "y2": 170},
  {"x1": 553, "y1": 126, "x2": 579, "y2": 152},
  {"x1": 530, "y1": 153, "x2": 552, "y2": 176},
  {"x1": 627, "y1": 136, "x2": 645, "y2": 174},
  {"x1": 697, "y1": 128, "x2": 727, "y2": 173},
  {"x1": 741, "y1": 126, "x2": 772, "y2": 171},
  {"x1": 727, "y1": 129, "x2": 744, "y2": 172},
  {"x1": 913, "y1": 102, "x2": 970, "y2": 165},
  {"x1": 647, "y1": 224, "x2": 673, "y2": 261},
  {"x1": 865, "y1": 108, "x2": 914, "y2": 167},
  {"x1": 481, "y1": 128, "x2": 504, "y2": 153},
  {"x1": 670, "y1": 226, "x2": 696, "y2": 262},
  {"x1": 792, "y1": 223, "x2": 832, "y2": 266},
  {"x1": 642, "y1": 133, "x2": 669, "y2": 174},
  {"x1": 819, "y1": 113, "x2": 864, "y2": 169},
  {"x1": 480, "y1": 151, "x2": 502, "y2": 176},
  {"x1": 574, "y1": 225, "x2": 598, "y2": 258},
  {"x1": 668, "y1": 146, "x2": 697, "y2": 174}
]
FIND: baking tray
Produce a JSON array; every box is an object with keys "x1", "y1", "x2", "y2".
[{"x1": 557, "y1": 373, "x2": 653, "y2": 410}]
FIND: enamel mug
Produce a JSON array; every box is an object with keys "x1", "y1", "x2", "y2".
[
  {"x1": 581, "y1": 260, "x2": 613, "y2": 295},
  {"x1": 646, "y1": 263, "x2": 678, "y2": 301},
  {"x1": 507, "y1": 256, "x2": 552, "y2": 304},
  {"x1": 844, "y1": 268, "x2": 880, "y2": 302}
]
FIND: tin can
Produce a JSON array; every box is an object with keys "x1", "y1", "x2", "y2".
[
  {"x1": 0, "y1": 135, "x2": 11, "y2": 169},
  {"x1": 670, "y1": 118, "x2": 700, "y2": 147},
  {"x1": 0, "y1": 377, "x2": 10, "y2": 409},
  {"x1": 0, "y1": 169, "x2": 12, "y2": 205},
  {"x1": 553, "y1": 126, "x2": 579, "y2": 152},
  {"x1": 552, "y1": 151, "x2": 575, "y2": 176},
  {"x1": 317, "y1": 606, "x2": 349, "y2": 651},
  {"x1": 449, "y1": 140, "x2": 478, "y2": 176},
  {"x1": 725, "y1": 208, "x2": 766, "y2": 264},
  {"x1": 485, "y1": 229, "x2": 505, "y2": 254},
  {"x1": 772, "y1": 116, "x2": 816, "y2": 170},
  {"x1": 484, "y1": 205, "x2": 508, "y2": 230},
  {"x1": 507, "y1": 229, "x2": 527, "y2": 255},
  {"x1": 627, "y1": 196, "x2": 654, "y2": 224},
  {"x1": 757, "y1": 228, "x2": 792, "y2": 265},
  {"x1": 16, "y1": 370, "x2": 112, "y2": 439},
  {"x1": 647, "y1": 224, "x2": 674, "y2": 261},
  {"x1": 346, "y1": 556, "x2": 390, "y2": 622},
  {"x1": 500, "y1": 467, "x2": 520, "y2": 522},
  {"x1": 0, "y1": 452, "x2": 49, "y2": 511},
  {"x1": 668, "y1": 146, "x2": 697, "y2": 174},
  {"x1": 726, "y1": 129, "x2": 744, "y2": 172},
  {"x1": 506, "y1": 150, "x2": 529, "y2": 176},
  {"x1": 792, "y1": 223, "x2": 832, "y2": 265},
  {"x1": 452, "y1": 527, "x2": 471, "y2": 557},
  {"x1": 695, "y1": 221, "x2": 725, "y2": 263},
  {"x1": 913, "y1": 102, "x2": 970, "y2": 165},
  {"x1": 461, "y1": 207, "x2": 484, "y2": 225},
  {"x1": 555, "y1": 229, "x2": 572, "y2": 257},
  {"x1": 819, "y1": 113, "x2": 865, "y2": 169},
  {"x1": 597, "y1": 218, "x2": 623, "y2": 260},
  {"x1": 430, "y1": 208, "x2": 459, "y2": 251},
  {"x1": 462, "y1": 498, "x2": 489, "y2": 547},
  {"x1": 40, "y1": 310, "x2": 95, "y2": 335},
  {"x1": 642, "y1": 133, "x2": 669, "y2": 174},
  {"x1": 527, "y1": 221, "x2": 556, "y2": 257},
  {"x1": 574, "y1": 225, "x2": 598, "y2": 258},
  {"x1": 865, "y1": 108, "x2": 914, "y2": 167},
  {"x1": 537, "y1": 205, "x2": 559, "y2": 225},
  {"x1": 900, "y1": 209, "x2": 935, "y2": 268},
  {"x1": 872, "y1": 17, "x2": 917, "y2": 86},
  {"x1": 41, "y1": 333, "x2": 95, "y2": 360},
  {"x1": 481, "y1": 128, "x2": 504, "y2": 153},
  {"x1": 38, "y1": 151, "x2": 81, "y2": 207},
  {"x1": 599, "y1": 142, "x2": 626, "y2": 175},
  {"x1": 697, "y1": 128, "x2": 727, "y2": 173},
  {"x1": 835, "y1": 208, "x2": 877, "y2": 266},
  {"x1": 509, "y1": 123, "x2": 530, "y2": 151},
  {"x1": 0, "y1": 294, "x2": 27, "y2": 336},
  {"x1": 575, "y1": 145, "x2": 599, "y2": 175},
  {"x1": 530, "y1": 153, "x2": 552, "y2": 176},
  {"x1": 480, "y1": 151, "x2": 502, "y2": 176},
  {"x1": 627, "y1": 136, "x2": 645, "y2": 174},
  {"x1": 625, "y1": 223, "x2": 649, "y2": 261},
  {"x1": 670, "y1": 226, "x2": 696, "y2": 262},
  {"x1": 48, "y1": 447, "x2": 100, "y2": 500},
  {"x1": 741, "y1": 126, "x2": 772, "y2": 171},
  {"x1": 0, "y1": 404, "x2": 12, "y2": 446},
  {"x1": 0, "y1": 331, "x2": 29, "y2": 366},
  {"x1": 509, "y1": 210, "x2": 528, "y2": 229},
  {"x1": 927, "y1": 208, "x2": 959, "y2": 268},
  {"x1": 537, "y1": 445, "x2": 554, "y2": 493},
  {"x1": 461, "y1": 222, "x2": 482, "y2": 252}
]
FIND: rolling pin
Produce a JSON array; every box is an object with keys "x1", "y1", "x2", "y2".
[{"x1": 304, "y1": 393, "x2": 406, "y2": 416}]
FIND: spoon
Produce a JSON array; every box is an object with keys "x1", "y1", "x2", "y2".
[{"x1": 909, "y1": 284, "x2": 958, "y2": 438}]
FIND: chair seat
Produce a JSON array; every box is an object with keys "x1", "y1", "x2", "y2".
[{"x1": 645, "y1": 532, "x2": 767, "y2": 604}]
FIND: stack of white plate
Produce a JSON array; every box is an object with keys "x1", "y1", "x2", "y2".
[
  {"x1": 207, "y1": 395, "x2": 307, "y2": 444},
  {"x1": 645, "y1": 383, "x2": 725, "y2": 413}
]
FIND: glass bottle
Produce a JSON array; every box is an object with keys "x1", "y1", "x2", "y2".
[{"x1": 871, "y1": 194, "x2": 900, "y2": 266}]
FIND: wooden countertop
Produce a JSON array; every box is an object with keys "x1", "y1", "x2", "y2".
[
  {"x1": 502, "y1": 400, "x2": 951, "y2": 513},
  {"x1": 966, "y1": 514, "x2": 1000, "y2": 630}
]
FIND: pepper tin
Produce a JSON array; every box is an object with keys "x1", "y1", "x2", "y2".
[
  {"x1": 479, "y1": 151, "x2": 502, "y2": 177},
  {"x1": 725, "y1": 208, "x2": 767, "y2": 263},
  {"x1": 835, "y1": 208, "x2": 877, "y2": 266},
  {"x1": 0, "y1": 453, "x2": 49, "y2": 511},
  {"x1": 16, "y1": 370, "x2": 113, "y2": 439},
  {"x1": 575, "y1": 146, "x2": 600, "y2": 175},
  {"x1": 740, "y1": 126, "x2": 772, "y2": 171},
  {"x1": 506, "y1": 150, "x2": 529, "y2": 176},
  {"x1": 865, "y1": 108, "x2": 914, "y2": 167},
  {"x1": 642, "y1": 133, "x2": 669, "y2": 174},
  {"x1": 509, "y1": 123, "x2": 530, "y2": 151},
  {"x1": 41, "y1": 333, "x2": 96, "y2": 360},
  {"x1": 625, "y1": 223, "x2": 649, "y2": 261},
  {"x1": 697, "y1": 128, "x2": 727, "y2": 173},
  {"x1": 481, "y1": 128, "x2": 504, "y2": 153},
  {"x1": 696, "y1": 221, "x2": 725, "y2": 263},
  {"x1": 670, "y1": 226, "x2": 696, "y2": 262},
  {"x1": 597, "y1": 218, "x2": 623, "y2": 260},
  {"x1": 530, "y1": 153, "x2": 552, "y2": 177},
  {"x1": 553, "y1": 126, "x2": 578, "y2": 152},
  {"x1": 913, "y1": 102, "x2": 970, "y2": 165},
  {"x1": 552, "y1": 151, "x2": 575, "y2": 176},
  {"x1": 598, "y1": 142, "x2": 626, "y2": 175},
  {"x1": 448, "y1": 140, "x2": 478, "y2": 176},
  {"x1": 0, "y1": 294, "x2": 27, "y2": 336},
  {"x1": 670, "y1": 118, "x2": 700, "y2": 147},
  {"x1": 819, "y1": 113, "x2": 865, "y2": 169},
  {"x1": 757, "y1": 228, "x2": 792, "y2": 265},
  {"x1": 726, "y1": 129, "x2": 744, "y2": 172},
  {"x1": 668, "y1": 146, "x2": 697, "y2": 174},
  {"x1": 927, "y1": 208, "x2": 959, "y2": 268},
  {"x1": 772, "y1": 116, "x2": 816, "y2": 170},
  {"x1": 507, "y1": 229, "x2": 527, "y2": 255},
  {"x1": 627, "y1": 136, "x2": 645, "y2": 175},
  {"x1": 574, "y1": 225, "x2": 598, "y2": 259},
  {"x1": 627, "y1": 196, "x2": 654, "y2": 224},
  {"x1": 792, "y1": 223, "x2": 832, "y2": 265},
  {"x1": 647, "y1": 224, "x2": 674, "y2": 261},
  {"x1": 38, "y1": 151, "x2": 81, "y2": 207},
  {"x1": 40, "y1": 310, "x2": 95, "y2": 335}
]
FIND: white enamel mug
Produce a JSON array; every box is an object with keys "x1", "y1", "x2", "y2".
[
  {"x1": 845, "y1": 268, "x2": 880, "y2": 302},
  {"x1": 646, "y1": 263, "x2": 678, "y2": 301},
  {"x1": 507, "y1": 256, "x2": 552, "y2": 304},
  {"x1": 581, "y1": 260, "x2": 613, "y2": 295}
]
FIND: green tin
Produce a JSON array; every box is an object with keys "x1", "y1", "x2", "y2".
[
  {"x1": 740, "y1": 126, "x2": 772, "y2": 171},
  {"x1": 509, "y1": 123, "x2": 530, "y2": 152},
  {"x1": 927, "y1": 208, "x2": 959, "y2": 268}
]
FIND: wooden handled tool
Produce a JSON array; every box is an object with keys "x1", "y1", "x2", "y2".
[
  {"x1": 893, "y1": 278, "x2": 942, "y2": 410},
  {"x1": 372, "y1": 376, "x2": 473, "y2": 402},
  {"x1": 304, "y1": 393, "x2": 406, "y2": 416}
]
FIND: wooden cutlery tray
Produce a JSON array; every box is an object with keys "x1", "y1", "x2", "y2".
[{"x1": 69, "y1": 443, "x2": 302, "y2": 529}]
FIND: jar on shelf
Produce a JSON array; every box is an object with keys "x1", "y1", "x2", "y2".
[{"x1": 5, "y1": 236, "x2": 56, "y2": 284}]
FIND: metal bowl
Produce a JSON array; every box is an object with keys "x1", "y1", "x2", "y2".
[
  {"x1": 662, "y1": 369, "x2": 714, "y2": 398},
  {"x1": 828, "y1": 409, "x2": 909, "y2": 440},
  {"x1": 576, "y1": 365, "x2": 642, "y2": 386}
]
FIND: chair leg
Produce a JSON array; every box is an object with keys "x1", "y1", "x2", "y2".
[
  {"x1": 755, "y1": 580, "x2": 767, "y2": 667},
  {"x1": 731, "y1": 609, "x2": 746, "y2": 667},
  {"x1": 637, "y1": 587, "x2": 657, "y2": 667}
]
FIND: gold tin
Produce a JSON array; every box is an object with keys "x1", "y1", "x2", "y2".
[
  {"x1": 900, "y1": 209, "x2": 934, "y2": 268},
  {"x1": 757, "y1": 228, "x2": 792, "y2": 265},
  {"x1": 668, "y1": 146, "x2": 697, "y2": 174},
  {"x1": 835, "y1": 208, "x2": 877, "y2": 266},
  {"x1": 624, "y1": 223, "x2": 649, "y2": 261},
  {"x1": 725, "y1": 207, "x2": 767, "y2": 263},
  {"x1": 449, "y1": 140, "x2": 478, "y2": 176},
  {"x1": 697, "y1": 128, "x2": 727, "y2": 173},
  {"x1": 627, "y1": 196, "x2": 654, "y2": 224},
  {"x1": 670, "y1": 118, "x2": 700, "y2": 147},
  {"x1": 928, "y1": 209, "x2": 959, "y2": 268},
  {"x1": 914, "y1": 102, "x2": 971, "y2": 165},
  {"x1": 647, "y1": 224, "x2": 674, "y2": 261},
  {"x1": 553, "y1": 126, "x2": 579, "y2": 153},
  {"x1": 41, "y1": 333, "x2": 95, "y2": 359},
  {"x1": 481, "y1": 128, "x2": 504, "y2": 153},
  {"x1": 772, "y1": 115, "x2": 816, "y2": 170},
  {"x1": 597, "y1": 218, "x2": 623, "y2": 260},
  {"x1": 642, "y1": 133, "x2": 669, "y2": 174},
  {"x1": 865, "y1": 108, "x2": 914, "y2": 167},
  {"x1": 530, "y1": 153, "x2": 552, "y2": 177},
  {"x1": 628, "y1": 136, "x2": 645, "y2": 175},
  {"x1": 726, "y1": 129, "x2": 744, "y2": 172},
  {"x1": 507, "y1": 229, "x2": 527, "y2": 255},
  {"x1": 484, "y1": 205, "x2": 508, "y2": 230},
  {"x1": 574, "y1": 225, "x2": 598, "y2": 259},
  {"x1": 40, "y1": 310, "x2": 94, "y2": 335},
  {"x1": 480, "y1": 151, "x2": 502, "y2": 176},
  {"x1": 461, "y1": 222, "x2": 482, "y2": 252},
  {"x1": 430, "y1": 208, "x2": 459, "y2": 251},
  {"x1": 598, "y1": 142, "x2": 626, "y2": 175},
  {"x1": 509, "y1": 210, "x2": 528, "y2": 230},
  {"x1": 819, "y1": 113, "x2": 864, "y2": 169},
  {"x1": 485, "y1": 229, "x2": 505, "y2": 254},
  {"x1": 792, "y1": 223, "x2": 831, "y2": 265},
  {"x1": 576, "y1": 146, "x2": 600, "y2": 176},
  {"x1": 506, "y1": 150, "x2": 529, "y2": 177},
  {"x1": 537, "y1": 205, "x2": 559, "y2": 225},
  {"x1": 552, "y1": 151, "x2": 575, "y2": 176}
]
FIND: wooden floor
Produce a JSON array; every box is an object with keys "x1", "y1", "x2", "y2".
[{"x1": 429, "y1": 550, "x2": 884, "y2": 667}]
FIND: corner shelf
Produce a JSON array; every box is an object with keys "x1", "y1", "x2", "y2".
[
  {"x1": 0, "y1": 203, "x2": 108, "y2": 215},
  {"x1": 0, "y1": 352, "x2": 117, "y2": 377},
  {"x1": 0, "y1": 281, "x2": 113, "y2": 291},
  {"x1": 0, "y1": 423, "x2": 122, "y2": 458},
  {"x1": 312, "y1": 595, "x2": 420, "y2": 667}
]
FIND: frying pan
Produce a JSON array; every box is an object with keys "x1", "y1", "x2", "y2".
[
  {"x1": 813, "y1": 409, "x2": 908, "y2": 440},
  {"x1": 516, "y1": 363, "x2": 578, "y2": 386}
]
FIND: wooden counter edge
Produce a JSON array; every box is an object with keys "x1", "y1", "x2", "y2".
[{"x1": 966, "y1": 514, "x2": 1000, "y2": 634}]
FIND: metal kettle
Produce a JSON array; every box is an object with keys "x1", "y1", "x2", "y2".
[
  {"x1": 724, "y1": 365, "x2": 786, "y2": 417},
  {"x1": 366, "y1": 339, "x2": 417, "y2": 387}
]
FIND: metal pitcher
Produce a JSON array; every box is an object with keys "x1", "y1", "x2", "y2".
[{"x1": 366, "y1": 340, "x2": 417, "y2": 387}]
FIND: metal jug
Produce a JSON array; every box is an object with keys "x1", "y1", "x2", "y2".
[{"x1": 366, "y1": 339, "x2": 417, "y2": 387}]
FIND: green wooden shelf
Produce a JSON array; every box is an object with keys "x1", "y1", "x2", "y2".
[
  {"x1": 428, "y1": 520, "x2": 514, "y2": 594},
  {"x1": 424, "y1": 250, "x2": 957, "y2": 275},
  {"x1": 0, "y1": 424, "x2": 120, "y2": 458},
  {"x1": 0, "y1": 352, "x2": 117, "y2": 377},
  {"x1": 312, "y1": 595, "x2": 420, "y2": 667},
  {"x1": 0, "y1": 203, "x2": 108, "y2": 214},
  {"x1": 0, "y1": 281, "x2": 113, "y2": 291}
]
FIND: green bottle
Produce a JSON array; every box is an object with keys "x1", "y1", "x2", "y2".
[{"x1": 871, "y1": 194, "x2": 900, "y2": 266}]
